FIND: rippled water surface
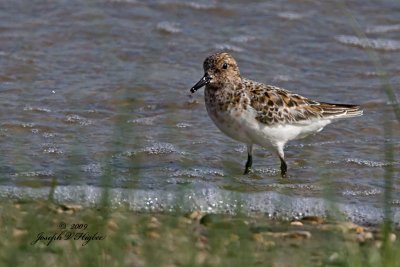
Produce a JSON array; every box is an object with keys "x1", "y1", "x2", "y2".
[{"x1": 0, "y1": 0, "x2": 399, "y2": 224}]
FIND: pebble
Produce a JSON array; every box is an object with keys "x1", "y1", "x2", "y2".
[
  {"x1": 12, "y1": 228, "x2": 28, "y2": 238},
  {"x1": 107, "y1": 220, "x2": 119, "y2": 231},
  {"x1": 56, "y1": 204, "x2": 83, "y2": 214},
  {"x1": 328, "y1": 252, "x2": 340, "y2": 262},
  {"x1": 252, "y1": 233, "x2": 264, "y2": 243},
  {"x1": 371, "y1": 231, "x2": 396, "y2": 242},
  {"x1": 64, "y1": 209, "x2": 74, "y2": 215},
  {"x1": 189, "y1": 210, "x2": 202, "y2": 221},
  {"x1": 390, "y1": 233, "x2": 397, "y2": 242},
  {"x1": 262, "y1": 230, "x2": 312, "y2": 240},
  {"x1": 290, "y1": 221, "x2": 303, "y2": 226},
  {"x1": 319, "y1": 222, "x2": 361, "y2": 233},
  {"x1": 147, "y1": 217, "x2": 161, "y2": 230},
  {"x1": 340, "y1": 222, "x2": 360, "y2": 231},
  {"x1": 301, "y1": 216, "x2": 324, "y2": 224},
  {"x1": 196, "y1": 235, "x2": 208, "y2": 250},
  {"x1": 356, "y1": 232, "x2": 374, "y2": 242},
  {"x1": 252, "y1": 234, "x2": 276, "y2": 248},
  {"x1": 230, "y1": 234, "x2": 239, "y2": 242},
  {"x1": 60, "y1": 204, "x2": 83, "y2": 211},
  {"x1": 377, "y1": 232, "x2": 398, "y2": 242},
  {"x1": 195, "y1": 252, "x2": 207, "y2": 265},
  {"x1": 146, "y1": 231, "x2": 160, "y2": 239},
  {"x1": 355, "y1": 226, "x2": 364, "y2": 234},
  {"x1": 178, "y1": 217, "x2": 192, "y2": 225},
  {"x1": 286, "y1": 231, "x2": 312, "y2": 239}
]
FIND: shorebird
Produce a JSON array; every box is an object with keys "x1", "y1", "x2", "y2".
[{"x1": 190, "y1": 52, "x2": 363, "y2": 178}]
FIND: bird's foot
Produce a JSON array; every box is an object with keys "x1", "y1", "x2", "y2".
[{"x1": 243, "y1": 167, "x2": 251, "y2": 175}]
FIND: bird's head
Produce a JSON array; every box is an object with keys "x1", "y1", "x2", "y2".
[{"x1": 190, "y1": 52, "x2": 241, "y2": 93}]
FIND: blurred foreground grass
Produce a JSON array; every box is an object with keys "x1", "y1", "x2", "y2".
[{"x1": 0, "y1": 199, "x2": 399, "y2": 267}]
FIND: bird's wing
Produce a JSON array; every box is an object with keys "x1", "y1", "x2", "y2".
[{"x1": 245, "y1": 80, "x2": 362, "y2": 126}]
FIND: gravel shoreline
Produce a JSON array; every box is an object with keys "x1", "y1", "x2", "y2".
[{"x1": 0, "y1": 200, "x2": 398, "y2": 267}]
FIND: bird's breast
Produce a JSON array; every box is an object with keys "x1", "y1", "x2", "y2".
[{"x1": 204, "y1": 87, "x2": 254, "y2": 143}]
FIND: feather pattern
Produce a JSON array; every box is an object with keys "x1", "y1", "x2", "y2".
[{"x1": 242, "y1": 79, "x2": 363, "y2": 125}]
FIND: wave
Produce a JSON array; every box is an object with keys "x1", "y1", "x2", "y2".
[
  {"x1": 335, "y1": 35, "x2": 400, "y2": 51},
  {"x1": 0, "y1": 185, "x2": 396, "y2": 226}
]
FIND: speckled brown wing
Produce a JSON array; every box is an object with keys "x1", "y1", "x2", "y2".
[{"x1": 245, "y1": 80, "x2": 362, "y2": 125}]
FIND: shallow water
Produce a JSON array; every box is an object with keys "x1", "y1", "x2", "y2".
[{"x1": 0, "y1": 0, "x2": 399, "y2": 224}]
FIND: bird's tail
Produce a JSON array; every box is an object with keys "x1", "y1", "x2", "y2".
[{"x1": 319, "y1": 102, "x2": 363, "y2": 119}]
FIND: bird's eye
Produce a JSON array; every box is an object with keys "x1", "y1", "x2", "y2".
[{"x1": 222, "y1": 63, "x2": 228, "y2": 69}]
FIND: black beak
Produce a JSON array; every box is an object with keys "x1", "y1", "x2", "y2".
[{"x1": 190, "y1": 73, "x2": 211, "y2": 93}]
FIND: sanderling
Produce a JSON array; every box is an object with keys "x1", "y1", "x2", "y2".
[{"x1": 190, "y1": 52, "x2": 363, "y2": 178}]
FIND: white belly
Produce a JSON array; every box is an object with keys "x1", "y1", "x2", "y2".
[
  {"x1": 206, "y1": 105, "x2": 254, "y2": 143},
  {"x1": 206, "y1": 103, "x2": 331, "y2": 148}
]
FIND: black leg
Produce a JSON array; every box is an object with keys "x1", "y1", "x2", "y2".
[
  {"x1": 280, "y1": 156, "x2": 287, "y2": 178},
  {"x1": 244, "y1": 154, "x2": 252, "y2": 174},
  {"x1": 243, "y1": 144, "x2": 253, "y2": 175}
]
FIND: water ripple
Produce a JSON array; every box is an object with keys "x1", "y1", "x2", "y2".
[
  {"x1": 65, "y1": 115, "x2": 92, "y2": 126},
  {"x1": 342, "y1": 188, "x2": 382, "y2": 197},
  {"x1": 185, "y1": 2, "x2": 216, "y2": 10},
  {"x1": 230, "y1": 35, "x2": 256, "y2": 43},
  {"x1": 13, "y1": 170, "x2": 54, "y2": 177},
  {"x1": 171, "y1": 167, "x2": 225, "y2": 178},
  {"x1": 121, "y1": 142, "x2": 182, "y2": 157},
  {"x1": 214, "y1": 44, "x2": 243, "y2": 52},
  {"x1": 366, "y1": 24, "x2": 400, "y2": 34},
  {"x1": 82, "y1": 163, "x2": 103, "y2": 175},
  {"x1": 42, "y1": 146, "x2": 64, "y2": 155},
  {"x1": 23, "y1": 106, "x2": 51, "y2": 113},
  {"x1": 128, "y1": 115, "x2": 162, "y2": 126},
  {"x1": 156, "y1": 21, "x2": 181, "y2": 34},
  {"x1": 335, "y1": 35, "x2": 400, "y2": 51},
  {"x1": 176, "y1": 122, "x2": 192, "y2": 128},
  {"x1": 277, "y1": 12, "x2": 306, "y2": 20},
  {"x1": 344, "y1": 158, "x2": 391, "y2": 167}
]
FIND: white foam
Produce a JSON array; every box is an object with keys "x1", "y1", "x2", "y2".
[
  {"x1": 171, "y1": 167, "x2": 225, "y2": 178},
  {"x1": 345, "y1": 158, "x2": 391, "y2": 167},
  {"x1": 23, "y1": 106, "x2": 51, "y2": 113},
  {"x1": 156, "y1": 22, "x2": 181, "y2": 34},
  {"x1": 214, "y1": 44, "x2": 243, "y2": 52},
  {"x1": 277, "y1": 12, "x2": 305, "y2": 20},
  {"x1": 121, "y1": 142, "x2": 181, "y2": 157},
  {"x1": 335, "y1": 35, "x2": 400, "y2": 51},
  {"x1": 366, "y1": 24, "x2": 400, "y2": 34},
  {"x1": 185, "y1": 2, "x2": 216, "y2": 10},
  {"x1": 230, "y1": 35, "x2": 256, "y2": 43},
  {"x1": 128, "y1": 115, "x2": 162, "y2": 126},
  {"x1": 0, "y1": 185, "x2": 394, "y2": 226},
  {"x1": 65, "y1": 114, "x2": 92, "y2": 126},
  {"x1": 176, "y1": 122, "x2": 192, "y2": 128}
]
